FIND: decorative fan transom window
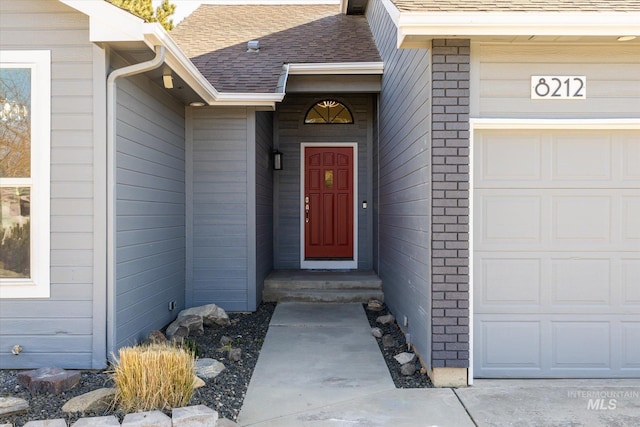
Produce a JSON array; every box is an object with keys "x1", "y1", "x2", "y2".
[{"x1": 304, "y1": 100, "x2": 354, "y2": 124}]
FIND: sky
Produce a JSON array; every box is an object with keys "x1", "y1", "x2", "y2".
[{"x1": 153, "y1": 0, "x2": 340, "y2": 25}]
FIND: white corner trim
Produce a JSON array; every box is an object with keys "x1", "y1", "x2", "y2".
[
  {"x1": 340, "y1": 0, "x2": 348, "y2": 14},
  {"x1": 380, "y1": 0, "x2": 401, "y2": 26}
]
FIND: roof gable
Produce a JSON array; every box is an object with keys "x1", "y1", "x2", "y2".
[{"x1": 171, "y1": 4, "x2": 381, "y2": 93}]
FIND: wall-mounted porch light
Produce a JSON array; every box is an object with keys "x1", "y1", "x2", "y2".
[
  {"x1": 163, "y1": 73, "x2": 174, "y2": 89},
  {"x1": 273, "y1": 150, "x2": 283, "y2": 170}
]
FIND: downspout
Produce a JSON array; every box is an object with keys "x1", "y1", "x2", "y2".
[{"x1": 105, "y1": 45, "x2": 166, "y2": 359}]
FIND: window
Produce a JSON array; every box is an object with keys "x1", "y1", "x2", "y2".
[
  {"x1": 304, "y1": 100, "x2": 353, "y2": 124},
  {"x1": 0, "y1": 51, "x2": 50, "y2": 298}
]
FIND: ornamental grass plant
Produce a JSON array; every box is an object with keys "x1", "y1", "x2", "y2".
[{"x1": 111, "y1": 343, "x2": 196, "y2": 413}]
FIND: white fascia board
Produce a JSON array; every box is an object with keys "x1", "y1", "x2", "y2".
[
  {"x1": 287, "y1": 62, "x2": 385, "y2": 75},
  {"x1": 59, "y1": 0, "x2": 146, "y2": 42},
  {"x1": 144, "y1": 25, "x2": 220, "y2": 102},
  {"x1": 397, "y1": 12, "x2": 640, "y2": 46},
  {"x1": 210, "y1": 93, "x2": 284, "y2": 108}
]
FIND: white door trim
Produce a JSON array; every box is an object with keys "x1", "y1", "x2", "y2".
[
  {"x1": 300, "y1": 142, "x2": 358, "y2": 270},
  {"x1": 468, "y1": 117, "x2": 640, "y2": 383}
]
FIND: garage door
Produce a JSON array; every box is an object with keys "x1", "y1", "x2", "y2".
[{"x1": 474, "y1": 129, "x2": 640, "y2": 378}]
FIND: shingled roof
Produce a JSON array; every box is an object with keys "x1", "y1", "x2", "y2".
[
  {"x1": 391, "y1": 0, "x2": 640, "y2": 12},
  {"x1": 171, "y1": 5, "x2": 381, "y2": 93}
]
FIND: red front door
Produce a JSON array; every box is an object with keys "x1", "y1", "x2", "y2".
[{"x1": 304, "y1": 146, "x2": 354, "y2": 259}]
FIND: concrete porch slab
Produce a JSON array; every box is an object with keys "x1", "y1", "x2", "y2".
[{"x1": 242, "y1": 388, "x2": 474, "y2": 427}]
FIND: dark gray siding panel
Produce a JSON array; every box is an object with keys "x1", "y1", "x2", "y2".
[
  {"x1": 367, "y1": 0, "x2": 432, "y2": 366},
  {"x1": 274, "y1": 94, "x2": 374, "y2": 269},
  {"x1": 190, "y1": 108, "x2": 250, "y2": 311},
  {"x1": 255, "y1": 111, "x2": 274, "y2": 307},
  {"x1": 0, "y1": 0, "x2": 98, "y2": 369},
  {"x1": 114, "y1": 66, "x2": 185, "y2": 350}
]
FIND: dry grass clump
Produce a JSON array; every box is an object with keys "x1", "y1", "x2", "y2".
[{"x1": 111, "y1": 343, "x2": 196, "y2": 412}]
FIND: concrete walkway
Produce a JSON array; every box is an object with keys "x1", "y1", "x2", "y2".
[
  {"x1": 238, "y1": 302, "x2": 640, "y2": 427},
  {"x1": 237, "y1": 302, "x2": 473, "y2": 426}
]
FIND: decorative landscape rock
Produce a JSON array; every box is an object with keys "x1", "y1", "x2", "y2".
[
  {"x1": 166, "y1": 314, "x2": 204, "y2": 338},
  {"x1": 179, "y1": 304, "x2": 230, "y2": 327},
  {"x1": 0, "y1": 396, "x2": 29, "y2": 416},
  {"x1": 228, "y1": 348, "x2": 242, "y2": 362},
  {"x1": 219, "y1": 336, "x2": 233, "y2": 346},
  {"x1": 24, "y1": 420, "x2": 67, "y2": 427},
  {"x1": 382, "y1": 334, "x2": 396, "y2": 348},
  {"x1": 400, "y1": 362, "x2": 417, "y2": 376},
  {"x1": 122, "y1": 410, "x2": 171, "y2": 427},
  {"x1": 193, "y1": 376, "x2": 206, "y2": 389},
  {"x1": 17, "y1": 367, "x2": 81, "y2": 394},
  {"x1": 371, "y1": 327, "x2": 383, "y2": 338},
  {"x1": 400, "y1": 363, "x2": 417, "y2": 376},
  {"x1": 71, "y1": 415, "x2": 120, "y2": 426},
  {"x1": 394, "y1": 352, "x2": 416, "y2": 365},
  {"x1": 376, "y1": 314, "x2": 395, "y2": 325},
  {"x1": 195, "y1": 358, "x2": 226, "y2": 379},
  {"x1": 172, "y1": 405, "x2": 218, "y2": 426},
  {"x1": 147, "y1": 330, "x2": 167, "y2": 344},
  {"x1": 62, "y1": 388, "x2": 116, "y2": 413},
  {"x1": 366, "y1": 299, "x2": 384, "y2": 311}
]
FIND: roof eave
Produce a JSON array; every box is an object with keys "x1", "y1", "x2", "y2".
[
  {"x1": 60, "y1": 0, "x2": 282, "y2": 108},
  {"x1": 396, "y1": 11, "x2": 640, "y2": 47},
  {"x1": 277, "y1": 62, "x2": 384, "y2": 94}
]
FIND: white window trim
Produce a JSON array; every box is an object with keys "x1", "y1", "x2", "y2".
[{"x1": 0, "y1": 50, "x2": 50, "y2": 298}]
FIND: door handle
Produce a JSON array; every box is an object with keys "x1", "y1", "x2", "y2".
[{"x1": 305, "y1": 197, "x2": 310, "y2": 223}]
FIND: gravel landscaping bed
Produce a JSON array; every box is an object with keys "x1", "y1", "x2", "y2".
[
  {"x1": 0, "y1": 302, "x2": 276, "y2": 426},
  {"x1": 364, "y1": 303, "x2": 433, "y2": 388},
  {"x1": 1, "y1": 300, "x2": 430, "y2": 426}
]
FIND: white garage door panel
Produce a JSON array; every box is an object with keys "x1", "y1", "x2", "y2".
[
  {"x1": 476, "y1": 253, "x2": 640, "y2": 314},
  {"x1": 477, "y1": 316, "x2": 640, "y2": 377},
  {"x1": 475, "y1": 130, "x2": 640, "y2": 189},
  {"x1": 474, "y1": 129, "x2": 640, "y2": 378},
  {"x1": 476, "y1": 190, "x2": 639, "y2": 252}
]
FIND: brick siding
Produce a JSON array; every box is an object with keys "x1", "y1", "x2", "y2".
[{"x1": 430, "y1": 39, "x2": 470, "y2": 369}]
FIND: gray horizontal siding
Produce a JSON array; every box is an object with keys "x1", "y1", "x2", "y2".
[
  {"x1": 274, "y1": 94, "x2": 374, "y2": 269},
  {"x1": 189, "y1": 108, "x2": 251, "y2": 311},
  {"x1": 114, "y1": 57, "x2": 186, "y2": 350},
  {"x1": 0, "y1": 0, "x2": 97, "y2": 369},
  {"x1": 367, "y1": 0, "x2": 432, "y2": 367},
  {"x1": 475, "y1": 44, "x2": 640, "y2": 118}
]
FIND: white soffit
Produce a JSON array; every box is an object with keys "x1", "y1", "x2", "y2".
[{"x1": 287, "y1": 62, "x2": 385, "y2": 74}]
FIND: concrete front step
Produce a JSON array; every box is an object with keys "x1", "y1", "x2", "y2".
[{"x1": 262, "y1": 270, "x2": 383, "y2": 303}]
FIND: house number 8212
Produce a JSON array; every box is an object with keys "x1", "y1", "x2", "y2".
[{"x1": 531, "y1": 76, "x2": 586, "y2": 99}]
